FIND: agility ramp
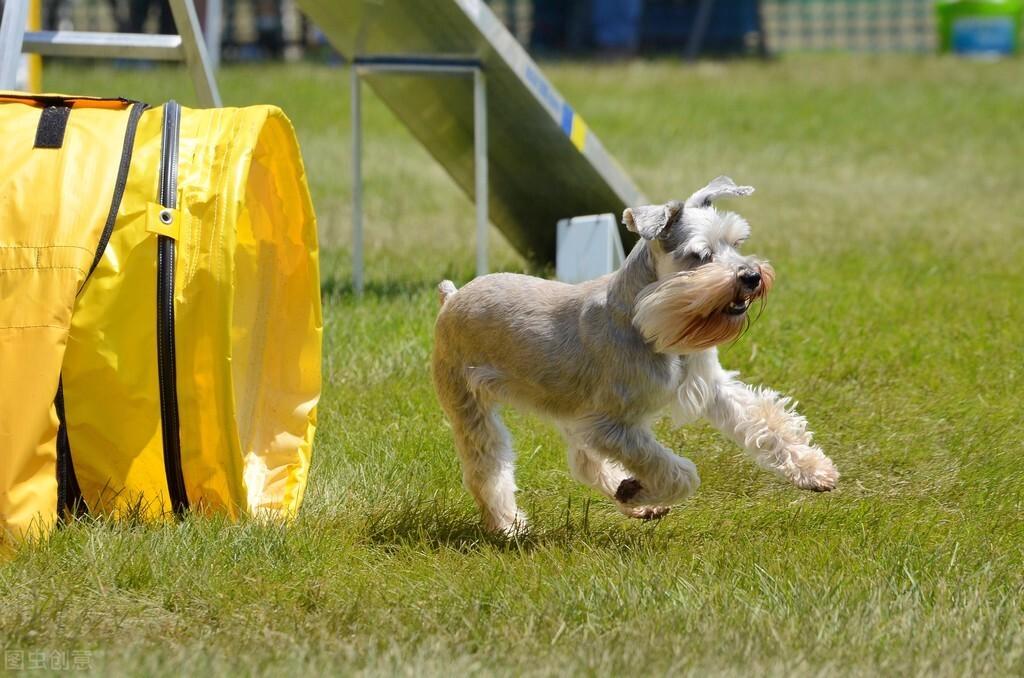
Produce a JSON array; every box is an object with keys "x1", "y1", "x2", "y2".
[{"x1": 297, "y1": 0, "x2": 646, "y2": 267}]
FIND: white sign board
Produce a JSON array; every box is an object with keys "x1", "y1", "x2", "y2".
[{"x1": 556, "y1": 213, "x2": 626, "y2": 283}]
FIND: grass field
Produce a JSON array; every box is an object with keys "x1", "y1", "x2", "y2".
[{"x1": 2, "y1": 56, "x2": 1023, "y2": 676}]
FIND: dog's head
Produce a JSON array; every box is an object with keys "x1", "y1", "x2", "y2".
[{"x1": 624, "y1": 176, "x2": 774, "y2": 354}]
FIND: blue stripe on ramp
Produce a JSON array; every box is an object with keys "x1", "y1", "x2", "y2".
[{"x1": 560, "y1": 105, "x2": 574, "y2": 135}]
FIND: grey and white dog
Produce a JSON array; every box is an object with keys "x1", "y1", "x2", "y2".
[{"x1": 432, "y1": 177, "x2": 838, "y2": 534}]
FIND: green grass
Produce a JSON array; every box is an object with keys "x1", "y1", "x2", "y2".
[{"x1": 3, "y1": 56, "x2": 1024, "y2": 676}]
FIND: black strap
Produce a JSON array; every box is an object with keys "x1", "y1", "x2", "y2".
[
  {"x1": 87, "y1": 102, "x2": 149, "y2": 279},
  {"x1": 34, "y1": 105, "x2": 72, "y2": 149}
]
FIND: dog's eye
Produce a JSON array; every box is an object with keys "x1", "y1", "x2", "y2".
[
  {"x1": 732, "y1": 238, "x2": 747, "y2": 248},
  {"x1": 677, "y1": 249, "x2": 712, "y2": 267},
  {"x1": 691, "y1": 251, "x2": 712, "y2": 265}
]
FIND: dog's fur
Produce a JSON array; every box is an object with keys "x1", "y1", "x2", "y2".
[{"x1": 432, "y1": 177, "x2": 838, "y2": 534}]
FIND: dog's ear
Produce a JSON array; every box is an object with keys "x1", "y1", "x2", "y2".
[
  {"x1": 684, "y1": 176, "x2": 754, "y2": 208},
  {"x1": 622, "y1": 201, "x2": 683, "y2": 241}
]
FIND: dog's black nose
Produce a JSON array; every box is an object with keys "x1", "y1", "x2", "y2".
[{"x1": 738, "y1": 269, "x2": 761, "y2": 289}]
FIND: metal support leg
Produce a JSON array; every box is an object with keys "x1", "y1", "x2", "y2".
[
  {"x1": 474, "y1": 68, "x2": 488, "y2": 276},
  {"x1": 351, "y1": 66, "x2": 364, "y2": 296},
  {"x1": 346, "y1": 56, "x2": 485, "y2": 294},
  {"x1": 0, "y1": 0, "x2": 30, "y2": 89},
  {"x1": 167, "y1": 0, "x2": 222, "y2": 107},
  {"x1": 205, "y1": 0, "x2": 223, "y2": 72},
  {"x1": 686, "y1": 0, "x2": 716, "y2": 62}
]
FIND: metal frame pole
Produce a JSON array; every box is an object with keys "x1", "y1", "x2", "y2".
[
  {"x1": 0, "y1": 0, "x2": 30, "y2": 89},
  {"x1": 26, "y1": 0, "x2": 40, "y2": 91},
  {"x1": 347, "y1": 56, "x2": 487, "y2": 293},
  {"x1": 205, "y1": 0, "x2": 223, "y2": 71},
  {"x1": 350, "y1": 65, "x2": 364, "y2": 296},
  {"x1": 473, "y1": 68, "x2": 488, "y2": 276},
  {"x1": 167, "y1": 0, "x2": 222, "y2": 107},
  {"x1": 686, "y1": 0, "x2": 716, "y2": 62}
]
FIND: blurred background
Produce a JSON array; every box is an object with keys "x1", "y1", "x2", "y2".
[{"x1": 16, "y1": 0, "x2": 951, "y2": 62}]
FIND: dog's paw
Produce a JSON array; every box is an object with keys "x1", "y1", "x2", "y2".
[
  {"x1": 794, "y1": 456, "x2": 839, "y2": 492},
  {"x1": 486, "y1": 510, "x2": 529, "y2": 538},
  {"x1": 614, "y1": 478, "x2": 644, "y2": 503},
  {"x1": 614, "y1": 461, "x2": 700, "y2": 506},
  {"x1": 620, "y1": 505, "x2": 672, "y2": 521}
]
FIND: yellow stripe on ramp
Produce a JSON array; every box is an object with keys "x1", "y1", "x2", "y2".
[{"x1": 570, "y1": 114, "x2": 588, "y2": 152}]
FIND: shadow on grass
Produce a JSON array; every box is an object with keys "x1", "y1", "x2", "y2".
[
  {"x1": 319, "y1": 260, "x2": 556, "y2": 302},
  {"x1": 320, "y1": 276, "x2": 434, "y2": 301},
  {"x1": 19, "y1": 494, "x2": 670, "y2": 560},
  {"x1": 356, "y1": 494, "x2": 667, "y2": 554}
]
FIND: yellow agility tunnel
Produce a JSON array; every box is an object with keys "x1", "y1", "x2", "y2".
[{"x1": 0, "y1": 93, "x2": 322, "y2": 540}]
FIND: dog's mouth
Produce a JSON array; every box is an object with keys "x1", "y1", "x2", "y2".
[{"x1": 724, "y1": 298, "x2": 750, "y2": 316}]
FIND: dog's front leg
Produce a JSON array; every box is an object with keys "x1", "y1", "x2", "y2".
[
  {"x1": 561, "y1": 432, "x2": 672, "y2": 520},
  {"x1": 579, "y1": 419, "x2": 700, "y2": 507},
  {"x1": 681, "y1": 351, "x2": 839, "y2": 492}
]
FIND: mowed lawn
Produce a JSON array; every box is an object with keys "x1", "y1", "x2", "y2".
[{"x1": 3, "y1": 57, "x2": 1023, "y2": 675}]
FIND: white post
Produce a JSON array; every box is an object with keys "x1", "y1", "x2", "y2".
[
  {"x1": 351, "y1": 65, "x2": 364, "y2": 296},
  {"x1": 0, "y1": 0, "x2": 29, "y2": 89},
  {"x1": 473, "y1": 67, "x2": 488, "y2": 277}
]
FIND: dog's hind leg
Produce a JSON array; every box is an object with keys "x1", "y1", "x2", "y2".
[
  {"x1": 579, "y1": 419, "x2": 700, "y2": 508},
  {"x1": 433, "y1": 362, "x2": 525, "y2": 535},
  {"x1": 453, "y1": 404, "x2": 525, "y2": 535},
  {"x1": 562, "y1": 430, "x2": 671, "y2": 520}
]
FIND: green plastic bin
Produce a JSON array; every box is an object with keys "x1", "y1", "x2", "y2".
[{"x1": 937, "y1": 0, "x2": 1024, "y2": 55}]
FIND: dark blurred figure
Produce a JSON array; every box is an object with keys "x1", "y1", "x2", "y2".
[
  {"x1": 529, "y1": 0, "x2": 765, "y2": 57},
  {"x1": 126, "y1": 0, "x2": 175, "y2": 35},
  {"x1": 641, "y1": 0, "x2": 764, "y2": 56},
  {"x1": 255, "y1": 0, "x2": 284, "y2": 58},
  {"x1": 45, "y1": 0, "x2": 63, "y2": 31},
  {"x1": 528, "y1": 0, "x2": 647, "y2": 55},
  {"x1": 591, "y1": 0, "x2": 643, "y2": 55},
  {"x1": 224, "y1": 0, "x2": 283, "y2": 59},
  {"x1": 530, "y1": 0, "x2": 589, "y2": 52}
]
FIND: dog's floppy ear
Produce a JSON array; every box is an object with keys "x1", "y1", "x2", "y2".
[
  {"x1": 684, "y1": 176, "x2": 754, "y2": 208},
  {"x1": 622, "y1": 201, "x2": 683, "y2": 241}
]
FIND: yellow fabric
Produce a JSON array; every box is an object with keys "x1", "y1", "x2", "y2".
[
  {"x1": 0, "y1": 95, "x2": 134, "y2": 539},
  {"x1": 170, "y1": 104, "x2": 321, "y2": 518},
  {"x1": 1, "y1": 95, "x2": 321, "y2": 538},
  {"x1": 62, "y1": 106, "x2": 167, "y2": 519}
]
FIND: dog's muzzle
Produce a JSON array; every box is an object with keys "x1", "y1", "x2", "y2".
[
  {"x1": 725, "y1": 266, "x2": 766, "y2": 315},
  {"x1": 724, "y1": 300, "x2": 749, "y2": 316},
  {"x1": 632, "y1": 262, "x2": 774, "y2": 353}
]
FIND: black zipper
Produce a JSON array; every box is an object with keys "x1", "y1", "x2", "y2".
[
  {"x1": 55, "y1": 100, "x2": 148, "y2": 521},
  {"x1": 156, "y1": 100, "x2": 189, "y2": 516}
]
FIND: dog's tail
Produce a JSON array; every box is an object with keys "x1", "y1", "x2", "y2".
[{"x1": 437, "y1": 280, "x2": 458, "y2": 307}]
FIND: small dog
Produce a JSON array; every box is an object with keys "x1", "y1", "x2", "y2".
[{"x1": 432, "y1": 177, "x2": 838, "y2": 534}]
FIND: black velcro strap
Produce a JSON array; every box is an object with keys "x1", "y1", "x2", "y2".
[{"x1": 34, "y1": 105, "x2": 72, "y2": 149}]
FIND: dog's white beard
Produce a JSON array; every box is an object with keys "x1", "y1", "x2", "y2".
[{"x1": 632, "y1": 262, "x2": 773, "y2": 354}]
